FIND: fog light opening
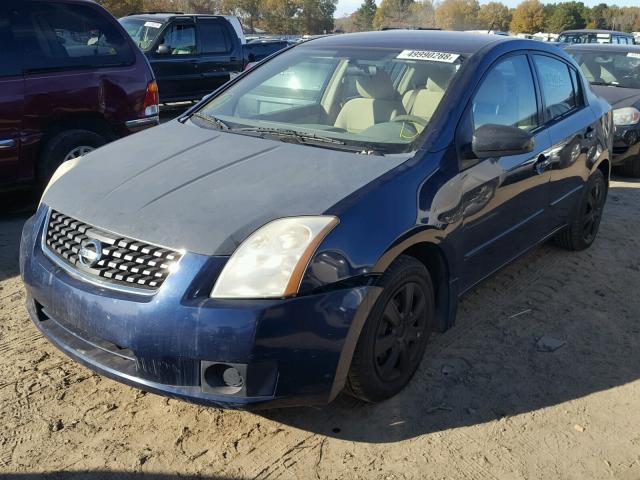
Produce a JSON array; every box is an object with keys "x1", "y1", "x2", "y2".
[{"x1": 202, "y1": 363, "x2": 244, "y2": 394}]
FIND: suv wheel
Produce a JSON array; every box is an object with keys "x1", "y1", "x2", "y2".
[
  {"x1": 38, "y1": 129, "x2": 106, "y2": 187},
  {"x1": 554, "y1": 169, "x2": 607, "y2": 251},
  {"x1": 346, "y1": 255, "x2": 434, "y2": 403}
]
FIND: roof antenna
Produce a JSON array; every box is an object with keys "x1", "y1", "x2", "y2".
[{"x1": 487, "y1": 20, "x2": 495, "y2": 34}]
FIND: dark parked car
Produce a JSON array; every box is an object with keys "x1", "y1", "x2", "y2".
[
  {"x1": 119, "y1": 13, "x2": 289, "y2": 103},
  {"x1": 567, "y1": 43, "x2": 640, "y2": 176},
  {"x1": 21, "y1": 31, "x2": 612, "y2": 409},
  {"x1": 558, "y1": 29, "x2": 636, "y2": 45},
  {"x1": 0, "y1": 0, "x2": 159, "y2": 191}
]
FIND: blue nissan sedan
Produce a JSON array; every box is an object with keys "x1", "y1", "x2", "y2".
[{"x1": 20, "y1": 31, "x2": 612, "y2": 409}]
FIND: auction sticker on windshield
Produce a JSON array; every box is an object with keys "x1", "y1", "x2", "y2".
[
  {"x1": 144, "y1": 21, "x2": 162, "y2": 28},
  {"x1": 627, "y1": 52, "x2": 640, "y2": 59},
  {"x1": 396, "y1": 50, "x2": 460, "y2": 63}
]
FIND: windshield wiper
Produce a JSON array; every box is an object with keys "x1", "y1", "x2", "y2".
[
  {"x1": 230, "y1": 127, "x2": 384, "y2": 154},
  {"x1": 233, "y1": 127, "x2": 345, "y2": 144},
  {"x1": 191, "y1": 112, "x2": 231, "y2": 131}
]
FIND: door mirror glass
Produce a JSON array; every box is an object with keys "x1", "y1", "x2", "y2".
[
  {"x1": 156, "y1": 44, "x2": 171, "y2": 55},
  {"x1": 472, "y1": 124, "x2": 534, "y2": 158}
]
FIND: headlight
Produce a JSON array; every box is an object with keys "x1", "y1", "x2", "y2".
[
  {"x1": 211, "y1": 216, "x2": 339, "y2": 299},
  {"x1": 40, "y1": 157, "x2": 81, "y2": 205},
  {"x1": 613, "y1": 107, "x2": 640, "y2": 126}
]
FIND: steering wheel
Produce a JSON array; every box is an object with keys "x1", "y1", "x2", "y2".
[{"x1": 392, "y1": 115, "x2": 428, "y2": 127}]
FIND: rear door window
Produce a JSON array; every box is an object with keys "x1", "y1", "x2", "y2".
[
  {"x1": 16, "y1": 1, "x2": 134, "y2": 72},
  {"x1": 533, "y1": 55, "x2": 579, "y2": 122},
  {"x1": 198, "y1": 21, "x2": 231, "y2": 54}
]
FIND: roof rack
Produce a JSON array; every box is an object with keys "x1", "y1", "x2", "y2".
[
  {"x1": 379, "y1": 26, "x2": 441, "y2": 31},
  {"x1": 125, "y1": 11, "x2": 185, "y2": 16}
]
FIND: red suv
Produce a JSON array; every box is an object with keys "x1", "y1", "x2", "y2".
[{"x1": 0, "y1": 0, "x2": 159, "y2": 190}]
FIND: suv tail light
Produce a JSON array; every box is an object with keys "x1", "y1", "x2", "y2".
[{"x1": 143, "y1": 80, "x2": 159, "y2": 117}]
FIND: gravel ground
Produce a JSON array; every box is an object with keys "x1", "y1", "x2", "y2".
[{"x1": 1, "y1": 177, "x2": 639, "y2": 480}]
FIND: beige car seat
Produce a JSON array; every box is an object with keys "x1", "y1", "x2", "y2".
[
  {"x1": 335, "y1": 71, "x2": 405, "y2": 132},
  {"x1": 403, "y1": 66, "x2": 455, "y2": 119}
]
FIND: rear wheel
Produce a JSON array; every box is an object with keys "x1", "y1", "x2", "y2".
[
  {"x1": 554, "y1": 169, "x2": 607, "y2": 251},
  {"x1": 617, "y1": 156, "x2": 640, "y2": 178},
  {"x1": 38, "y1": 129, "x2": 107, "y2": 188},
  {"x1": 346, "y1": 255, "x2": 434, "y2": 403}
]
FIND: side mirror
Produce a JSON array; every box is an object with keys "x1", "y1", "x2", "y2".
[
  {"x1": 156, "y1": 44, "x2": 171, "y2": 55},
  {"x1": 472, "y1": 124, "x2": 534, "y2": 159}
]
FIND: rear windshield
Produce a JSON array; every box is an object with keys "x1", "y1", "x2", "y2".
[
  {"x1": 11, "y1": 1, "x2": 134, "y2": 72},
  {"x1": 120, "y1": 18, "x2": 164, "y2": 51},
  {"x1": 196, "y1": 46, "x2": 463, "y2": 154},
  {"x1": 558, "y1": 33, "x2": 623, "y2": 44},
  {"x1": 569, "y1": 50, "x2": 640, "y2": 89}
]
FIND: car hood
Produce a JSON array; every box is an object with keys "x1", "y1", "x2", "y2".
[
  {"x1": 591, "y1": 84, "x2": 640, "y2": 109},
  {"x1": 42, "y1": 121, "x2": 411, "y2": 256}
]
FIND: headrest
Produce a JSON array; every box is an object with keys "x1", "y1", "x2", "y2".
[
  {"x1": 426, "y1": 66, "x2": 456, "y2": 92},
  {"x1": 356, "y1": 70, "x2": 397, "y2": 100}
]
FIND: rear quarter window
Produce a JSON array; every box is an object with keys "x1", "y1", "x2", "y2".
[
  {"x1": 15, "y1": 1, "x2": 135, "y2": 72},
  {"x1": 199, "y1": 21, "x2": 232, "y2": 54}
]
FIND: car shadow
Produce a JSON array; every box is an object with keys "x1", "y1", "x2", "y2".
[
  {"x1": 261, "y1": 182, "x2": 640, "y2": 442},
  {"x1": 0, "y1": 192, "x2": 36, "y2": 283},
  {"x1": 1, "y1": 474, "x2": 240, "y2": 480}
]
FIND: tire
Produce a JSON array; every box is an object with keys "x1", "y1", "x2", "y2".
[
  {"x1": 38, "y1": 129, "x2": 107, "y2": 188},
  {"x1": 617, "y1": 156, "x2": 640, "y2": 178},
  {"x1": 554, "y1": 169, "x2": 607, "y2": 251},
  {"x1": 346, "y1": 255, "x2": 435, "y2": 403}
]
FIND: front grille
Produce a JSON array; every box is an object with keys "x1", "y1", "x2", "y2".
[{"x1": 43, "y1": 210, "x2": 182, "y2": 291}]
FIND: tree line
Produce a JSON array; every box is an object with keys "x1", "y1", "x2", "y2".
[
  {"x1": 97, "y1": 0, "x2": 337, "y2": 34},
  {"x1": 97, "y1": 0, "x2": 640, "y2": 36},
  {"x1": 341, "y1": 0, "x2": 640, "y2": 35}
]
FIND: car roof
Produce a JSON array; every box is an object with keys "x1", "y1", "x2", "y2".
[
  {"x1": 560, "y1": 29, "x2": 632, "y2": 35},
  {"x1": 565, "y1": 43, "x2": 640, "y2": 53},
  {"x1": 299, "y1": 30, "x2": 518, "y2": 55}
]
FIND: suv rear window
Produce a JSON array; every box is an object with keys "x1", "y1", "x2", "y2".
[{"x1": 14, "y1": 2, "x2": 134, "y2": 72}]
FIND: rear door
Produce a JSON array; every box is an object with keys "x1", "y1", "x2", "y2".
[
  {"x1": 0, "y1": 4, "x2": 24, "y2": 186},
  {"x1": 531, "y1": 54, "x2": 599, "y2": 229},
  {"x1": 457, "y1": 54, "x2": 553, "y2": 290},
  {"x1": 150, "y1": 19, "x2": 199, "y2": 101},
  {"x1": 196, "y1": 18, "x2": 242, "y2": 96}
]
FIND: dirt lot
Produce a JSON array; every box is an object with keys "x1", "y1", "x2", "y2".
[{"x1": 1, "y1": 178, "x2": 639, "y2": 480}]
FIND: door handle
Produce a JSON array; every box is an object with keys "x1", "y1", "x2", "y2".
[
  {"x1": 0, "y1": 139, "x2": 15, "y2": 149},
  {"x1": 534, "y1": 154, "x2": 551, "y2": 174}
]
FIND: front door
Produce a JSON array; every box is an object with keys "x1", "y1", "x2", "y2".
[
  {"x1": 150, "y1": 21, "x2": 200, "y2": 102},
  {"x1": 457, "y1": 54, "x2": 553, "y2": 291},
  {"x1": 0, "y1": 4, "x2": 24, "y2": 186}
]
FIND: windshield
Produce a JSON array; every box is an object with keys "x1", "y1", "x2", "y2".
[
  {"x1": 559, "y1": 33, "x2": 612, "y2": 44},
  {"x1": 569, "y1": 50, "x2": 640, "y2": 88},
  {"x1": 195, "y1": 46, "x2": 462, "y2": 154},
  {"x1": 119, "y1": 18, "x2": 163, "y2": 50}
]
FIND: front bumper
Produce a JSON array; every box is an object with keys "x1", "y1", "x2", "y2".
[
  {"x1": 612, "y1": 125, "x2": 640, "y2": 165},
  {"x1": 20, "y1": 207, "x2": 379, "y2": 409}
]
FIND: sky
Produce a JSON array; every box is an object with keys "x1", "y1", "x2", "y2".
[{"x1": 336, "y1": 0, "x2": 640, "y2": 17}]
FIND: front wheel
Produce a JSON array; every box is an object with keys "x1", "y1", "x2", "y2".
[
  {"x1": 554, "y1": 169, "x2": 607, "y2": 251},
  {"x1": 346, "y1": 255, "x2": 434, "y2": 403}
]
